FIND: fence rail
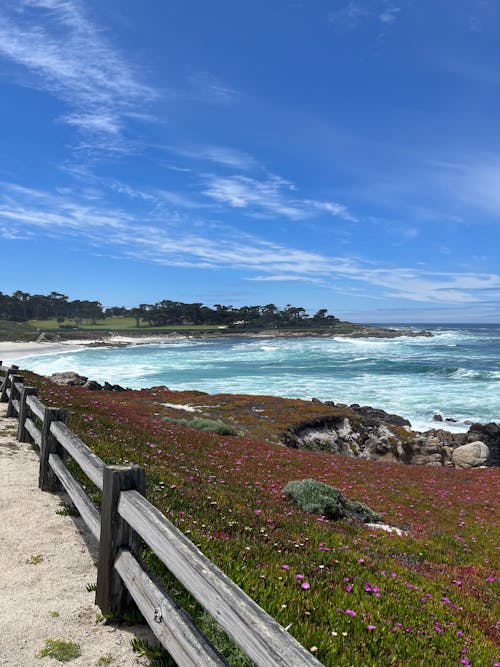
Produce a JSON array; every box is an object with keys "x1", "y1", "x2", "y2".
[{"x1": 0, "y1": 363, "x2": 322, "y2": 667}]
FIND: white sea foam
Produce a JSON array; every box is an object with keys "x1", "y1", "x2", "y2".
[{"x1": 9, "y1": 325, "x2": 499, "y2": 427}]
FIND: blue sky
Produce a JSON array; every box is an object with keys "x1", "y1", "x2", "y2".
[{"x1": 0, "y1": 0, "x2": 499, "y2": 322}]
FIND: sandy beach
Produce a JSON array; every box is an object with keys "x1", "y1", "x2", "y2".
[{"x1": 0, "y1": 341, "x2": 86, "y2": 364}]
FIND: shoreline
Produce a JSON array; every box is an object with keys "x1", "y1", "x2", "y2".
[
  {"x1": 0, "y1": 324, "x2": 433, "y2": 361},
  {"x1": 0, "y1": 340, "x2": 87, "y2": 363}
]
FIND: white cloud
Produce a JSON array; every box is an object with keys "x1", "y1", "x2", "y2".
[
  {"x1": 0, "y1": 0, "x2": 155, "y2": 149},
  {"x1": 202, "y1": 174, "x2": 356, "y2": 221},
  {"x1": 0, "y1": 180, "x2": 499, "y2": 307},
  {"x1": 328, "y1": 1, "x2": 402, "y2": 31},
  {"x1": 165, "y1": 144, "x2": 259, "y2": 170}
]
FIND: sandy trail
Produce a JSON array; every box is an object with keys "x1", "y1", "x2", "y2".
[{"x1": 0, "y1": 403, "x2": 153, "y2": 666}]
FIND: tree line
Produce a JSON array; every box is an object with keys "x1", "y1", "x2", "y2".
[{"x1": 0, "y1": 291, "x2": 340, "y2": 329}]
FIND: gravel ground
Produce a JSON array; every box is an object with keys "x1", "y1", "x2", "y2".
[{"x1": 0, "y1": 403, "x2": 154, "y2": 667}]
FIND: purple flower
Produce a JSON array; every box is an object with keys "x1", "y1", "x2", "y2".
[
  {"x1": 345, "y1": 609, "x2": 357, "y2": 617},
  {"x1": 301, "y1": 581, "x2": 311, "y2": 590}
]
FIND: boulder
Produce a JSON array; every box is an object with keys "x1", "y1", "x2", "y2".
[
  {"x1": 452, "y1": 441, "x2": 489, "y2": 469},
  {"x1": 50, "y1": 372, "x2": 87, "y2": 386},
  {"x1": 467, "y1": 422, "x2": 500, "y2": 467},
  {"x1": 82, "y1": 379, "x2": 102, "y2": 390}
]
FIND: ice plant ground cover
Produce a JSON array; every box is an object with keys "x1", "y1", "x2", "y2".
[{"x1": 21, "y1": 373, "x2": 500, "y2": 666}]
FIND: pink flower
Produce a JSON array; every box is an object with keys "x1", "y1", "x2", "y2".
[
  {"x1": 296, "y1": 573, "x2": 304, "y2": 580},
  {"x1": 345, "y1": 609, "x2": 357, "y2": 617},
  {"x1": 280, "y1": 564, "x2": 290, "y2": 570},
  {"x1": 301, "y1": 581, "x2": 311, "y2": 590},
  {"x1": 345, "y1": 585, "x2": 352, "y2": 592},
  {"x1": 367, "y1": 625, "x2": 376, "y2": 630},
  {"x1": 255, "y1": 509, "x2": 262, "y2": 515}
]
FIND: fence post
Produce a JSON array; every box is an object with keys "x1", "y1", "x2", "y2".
[
  {"x1": 0, "y1": 365, "x2": 19, "y2": 402},
  {"x1": 17, "y1": 387, "x2": 38, "y2": 442},
  {"x1": 96, "y1": 465, "x2": 146, "y2": 616},
  {"x1": 6, "y1": 375, "x2": 24, "y2": 417},
  {"x1": 39, "y1": 407, "x2": 68, "y2": 491}
]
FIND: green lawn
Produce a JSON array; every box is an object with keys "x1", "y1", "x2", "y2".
[
  {"x1": 27, "y1": 317, "x2": 228, "y2": 331},
  {"x1": 0, "y1": 319, "x2": 39, "y2": 341}
]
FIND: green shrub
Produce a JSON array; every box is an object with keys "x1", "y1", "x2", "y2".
[
  {"x1": 36, "y1": 639, "x2": 81, "y2": 662},
  {"x1": 283, "y1": 478, "x2": 381, "y2": 523},
  {"x1": 345, "y1": 499, "x2": 382, "y2": 523},
  {"x1": 163, "y1": 416, "x2": 237, "y2": 436}
]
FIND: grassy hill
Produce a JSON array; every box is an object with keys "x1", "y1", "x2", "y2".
[
  {"x1": 0, "y1": 319, "x2": 39, "y2": 341},
  {"x1": 20, "y1": 371, "x2": 500, "y2": 666}
]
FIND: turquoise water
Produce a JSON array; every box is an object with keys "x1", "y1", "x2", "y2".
[{"x1": 12, "y1": 324, "x2": 500, "y2": 432}]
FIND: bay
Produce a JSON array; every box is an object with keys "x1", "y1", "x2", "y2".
[{"x1": 13, "y1": 323, "x2": 500, "y2": 432}]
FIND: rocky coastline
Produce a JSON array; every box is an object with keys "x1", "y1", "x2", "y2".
[
  {"x1": 37, "y1": 323, "x2": 433, "y2": 344},
  {"x1": 283, "y1": 399, "x2": 499, "y2": 469},
  {"x1": 49, "y1": 371, "x2": 499, "y2": 471}
]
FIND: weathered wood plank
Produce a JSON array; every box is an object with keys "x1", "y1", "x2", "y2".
[
  {"x1": 96, "y1": 465, "x2": 146, "y2": 614},
  {"x1": 39, "y1": 407, "x2": 68, "y2": 492},
  {"x1": 119, "y1": 491, "x2": 323, "y2": 667},
  {"x1": 17, "y1": 387, "x2": 38, "y2": 442},
  {"x1": 24, "y1": 418, "x2": 42, "y2": 447},
  {"x1": 11, "y1": 398, "x2": 20, "y2": 416},
  {"x1": 50, "y1": 421, "x2": 105, "y2": 490},
  {"x1": 0, "y1": 365, "x2": 18, "y2": 402},
  {"x1": 115, "y1": 549, "x2": 228, "y2": 667},
  {"x1": 26, "y1": 394, "x2": 45, "y2": 422},
  {"x1": 48, "y1": 453, "x2": 101, "y2": 540},
  {"x1": 6, "y1": 374, "x2": 23, "y2": 417}
]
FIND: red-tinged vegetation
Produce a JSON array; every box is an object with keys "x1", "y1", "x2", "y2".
[{"x1": 22, "y1": 372, "x2": 500, "y2": 667}]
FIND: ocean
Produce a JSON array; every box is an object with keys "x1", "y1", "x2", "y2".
[{"x1": 12, "y1": 323, "x2": 500, "y2": 433}]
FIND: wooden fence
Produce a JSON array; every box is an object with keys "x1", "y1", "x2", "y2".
[{"x1": 0, "y1": 363, "x2": 322, "y2": 667}]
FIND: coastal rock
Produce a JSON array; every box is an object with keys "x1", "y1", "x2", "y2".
[
  {"x1": 103, "y1": 381, "x2": 126, "y2": 392},
  {"x1": 433, "y1": 414, "x2": 443, "y2": 422},
  {"x1": 50, "y1": 372, "x2": 87, "y2": 386},
  {"x1": 82, "y1": 379, "x2": 102, "y2": 390},
  {"x1": 349, "y1": 404, "x2": 411, "y2": 428},
  {"x1": 466, "y1": 422, "x2": 500, "y2": 467},
  {"x1": 280, "y1": 412, "x2": 491, "y2": 468},
  {"x1": 452, "y1": 441, "x2": 490, "y2": 469}
]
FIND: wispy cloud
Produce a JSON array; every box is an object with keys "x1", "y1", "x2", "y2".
[
  {"x1": 328, "y1": 2, "x2": 371, "y2": 29},
  {"x1": 328, "y1": 1, "x2": 402, "y2": 31},
  {"x1": 165, "y1": 144, "x2": 259, "y2": 170},
  {"x1": 0, "y1": 180, "x2": 498, "y2": 306},
  {"x1": 202, "y1": 174, "x2": 357, "y2": 221},
  {"x1": 0, "y1": 0, "x2": 155, "y2": 150},
  {"x1": 186, "y1": 70, "x2": 239, "y2": 105},
  {"x1": 431, "y1": 158, "x2": 500, "y2": 217}
]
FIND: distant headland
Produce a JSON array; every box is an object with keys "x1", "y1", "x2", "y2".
[{"x1": 0, "y1": 290, "x2": 431, "y2": 341}]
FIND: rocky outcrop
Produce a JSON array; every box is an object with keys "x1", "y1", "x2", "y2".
[
  {"x1": 281, "y1": 400, "x2": 498, "y2": 469},
  {"x1": 50, "y1": 372, "x2": 87, "y2": 386},
  {"x1": 49, "y1": 372, "x2": 127, "y2": 392},
  {"x1": 452, "y1": 441, "x2": 490, "y2": 469}
]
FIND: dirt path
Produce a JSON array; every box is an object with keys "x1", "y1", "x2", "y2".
[{"x1": 0, "y1": 403, "x2": 153, "y2": 666}]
